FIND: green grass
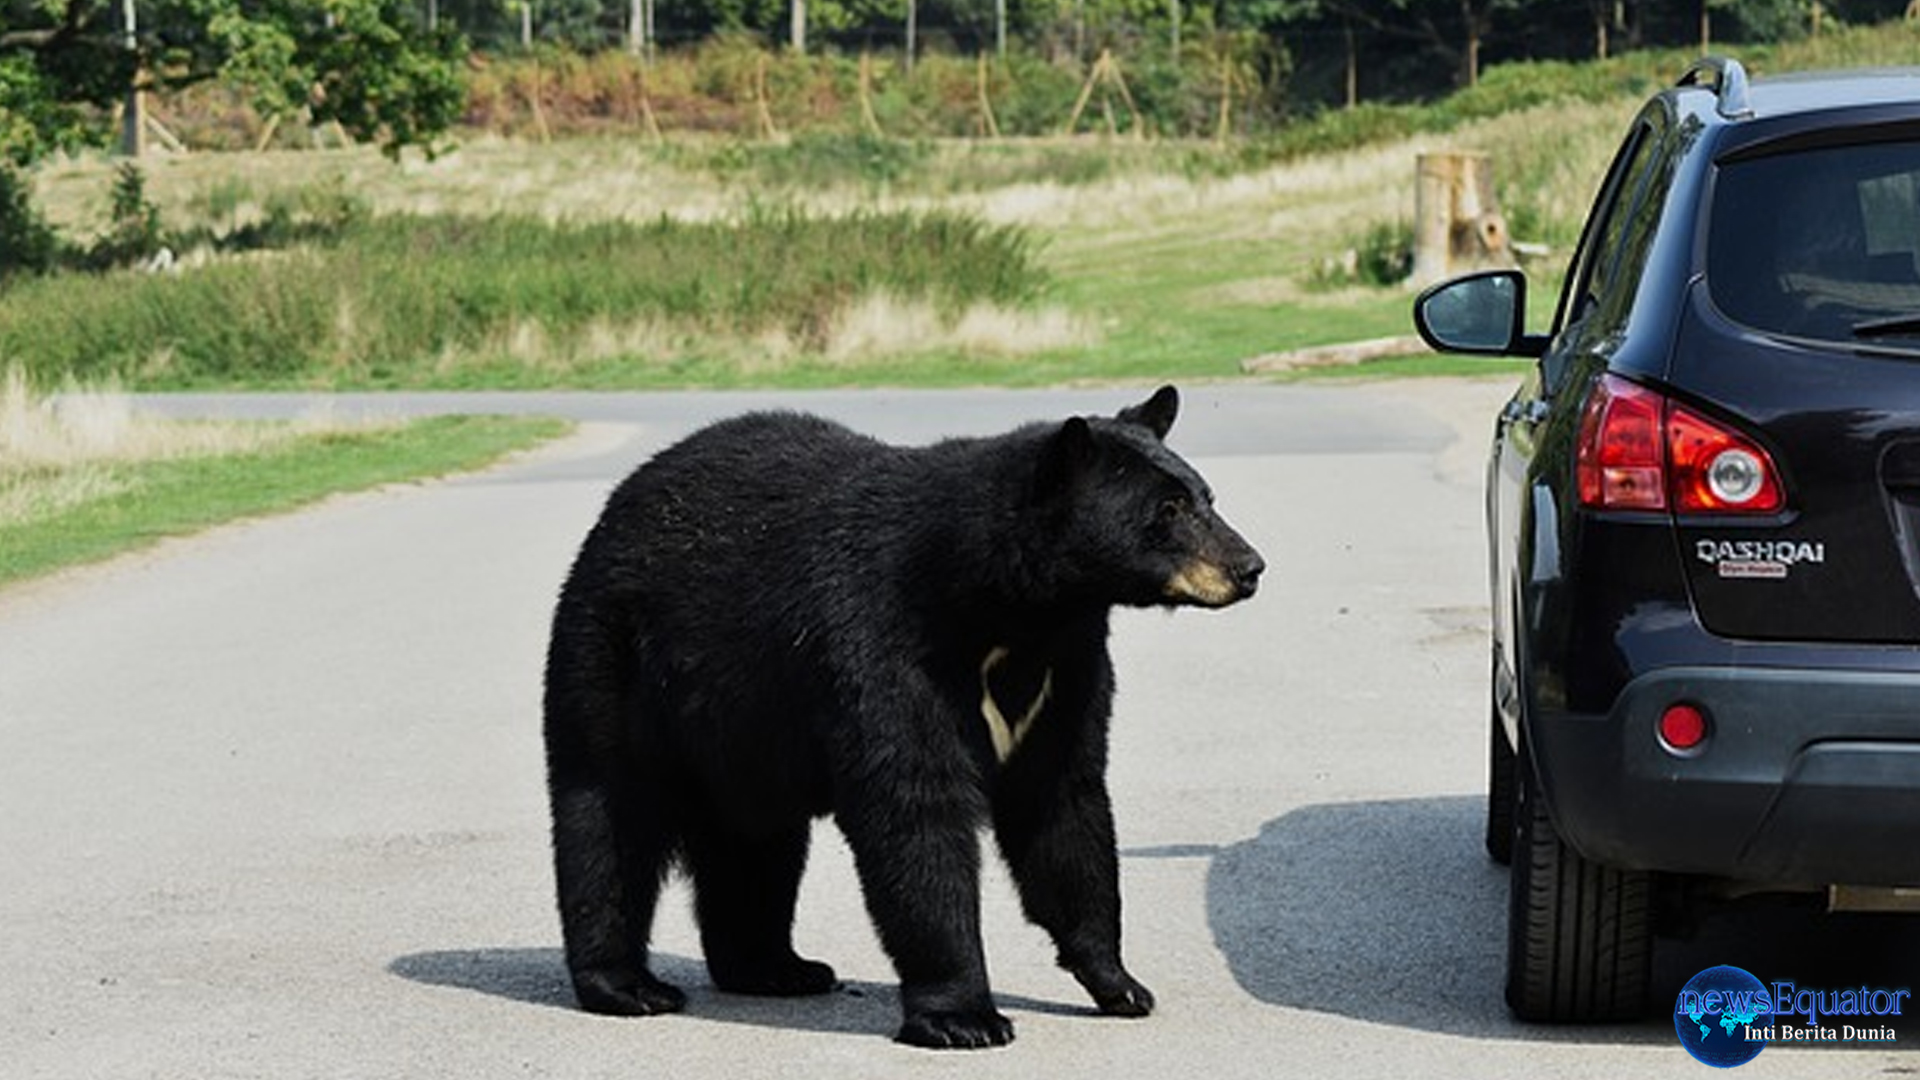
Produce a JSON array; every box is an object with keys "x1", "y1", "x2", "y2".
[
  {"x1": 0, "y1": 207, "x2": 1045, "y2": 389},
  {"x1": 30, "y1": 21, "x2": 1919, "y2": 392},
  {"x1": 0, "y1": 414, "x2": 568, "y2": 588}
]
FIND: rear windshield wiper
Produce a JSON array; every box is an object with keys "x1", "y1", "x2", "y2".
[{"x1": 1852, "y1": 314, "x2": 1920, "y2": 338}]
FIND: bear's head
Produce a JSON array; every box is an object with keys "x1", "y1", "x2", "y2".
[{"x1": 1036, "y1": 386, "x2": 1265, "y2": 610}]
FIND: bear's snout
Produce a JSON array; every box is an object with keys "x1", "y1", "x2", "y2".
[
  {"x1": 1229, "y1": 549, "x2": 1266, "y2": 598},
  {"x1": 1165, "y1": 541, "x2": 1264, "y2": 608}
]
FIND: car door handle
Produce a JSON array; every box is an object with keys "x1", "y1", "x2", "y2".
[{"x1": 1502, "y1": 399, "x2": 1550, "y2": 424}]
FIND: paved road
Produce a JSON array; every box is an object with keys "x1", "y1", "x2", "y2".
[{"x1": 2, "y1": 380, "x2": 1911, "y2": 1079}]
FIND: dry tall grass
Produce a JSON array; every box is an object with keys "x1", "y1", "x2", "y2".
[{"x1": 0, "y1": 368, "x2": 376, "y2": 528}]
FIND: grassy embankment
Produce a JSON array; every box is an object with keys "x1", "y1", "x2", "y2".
[
  {"x1": 25, "y1": 22, "x2": 1920, "y2": 392},
  {"x1": 8, "y1": 22, "x2": 1920, "y2": 584},
  {"x1": 0, "y1": 372, "x2": 566, "y2": 589},
  {"x1": 15, "y1": 131, "x2": 1569, "y2": 389}
]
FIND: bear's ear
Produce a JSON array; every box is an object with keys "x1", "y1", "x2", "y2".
[
  {"x1": 1117, "y1": 385, "x2": 1179, "y2": 441},
  {"x1": 1036, "y1": 416, "x2": 1099, "y2": 497}
]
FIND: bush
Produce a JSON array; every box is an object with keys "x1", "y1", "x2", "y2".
[
  {"x1": 0, "y1": 163, "x2": 60, "y2": 282},
  {"x1": 86, "y1": 163, "x2": 168, "y2": 270},
  {"x1": 0, "y1": 204, "x2": 1048, "y2": 386},
  {"x1": 1308, "y1": 218, "x2": 1413, "y2": 290}
]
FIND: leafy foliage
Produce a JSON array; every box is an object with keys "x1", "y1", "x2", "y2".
[
  {"x1": 0, "y1": 161, "x2": 60, "y2": 280},
  {"x1": 0, "y1": 0, "x2": 466, "y2": 163},
  {"x1": 0, "y1": 203, "x2": 1048, "y2": 386},
  {"x1": 90, "y1": 161, "x2": 166, "y2": 268}
]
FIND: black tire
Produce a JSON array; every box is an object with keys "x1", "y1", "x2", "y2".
[
  {"x1": 1505, "y1": 755, "x2": 1653, "y2": 1022},
  {"x1": 1485, "y1": 690, "x2": 1516, "y2": 865}
]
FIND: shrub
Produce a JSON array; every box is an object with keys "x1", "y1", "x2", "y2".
[
  {"x1": 0, "y1": 204, "x2": 1047, "y2": 387},
  {"x1": 0, "y1": 163, "x2": 59, "y2": 282}
]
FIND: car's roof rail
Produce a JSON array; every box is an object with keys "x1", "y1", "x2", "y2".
[{"x1": 1677, "y1": 56, "x2": 1754, "y2": 119}]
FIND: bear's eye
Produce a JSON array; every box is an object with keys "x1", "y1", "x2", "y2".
[{"x1": 1156, "y1": 497, "x2": 1189, "y2": 522}]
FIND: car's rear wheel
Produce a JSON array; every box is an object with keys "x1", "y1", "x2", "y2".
[
  {"x1": 1485, "y1": 679, "x2": 1516, "y2": 865},
  {"x1": 1505, "y1": 751, "x2": 1653, "y2": 1022}
]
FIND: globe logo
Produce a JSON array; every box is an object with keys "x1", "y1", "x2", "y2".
[{"x1": 1676, "y1": 965, "x2": 1769, "y2": 1068}]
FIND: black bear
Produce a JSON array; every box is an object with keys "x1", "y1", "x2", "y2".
[{"x1": 543, "y1": 386, "x2": 1263, "y2": 1049}]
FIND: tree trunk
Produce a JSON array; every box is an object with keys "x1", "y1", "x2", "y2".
[
  {"x1": 1412, "y1": 151, "x2": 1513, "y2": 286},
  {"x1": 906, "y1": 0, "x2": 917, "y2": 72},
  {"x1": 1343, "y1": 18, "x2": 1357, "y2": 109},
  {"x1": 118, "y1": 0, "x2": 142, "y2": 157}
]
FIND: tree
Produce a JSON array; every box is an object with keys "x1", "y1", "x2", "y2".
[
  {"x1": 0, "y1": 1, "x2": 467, "y2": 163},
  {"x1": 1317, "y1": 0, "x2": 1536, "y2": 88}
]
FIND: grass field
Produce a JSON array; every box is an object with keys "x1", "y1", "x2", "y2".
[
  {"x1": 20, "y1": 20, "x2": 1920, "y2": 392},
  {"x1": 0, "y1": 57, "x2": 1646, "y2": 585},
  {"x1": 11, "y1": 26, "x2": 1920, "y2": 585},
  {"x1": 0, "y1": 372, "x2": 568, "y2": 587},
  {"x1": 14, "y1": 112, "x2": 1596, "y2": 389}
]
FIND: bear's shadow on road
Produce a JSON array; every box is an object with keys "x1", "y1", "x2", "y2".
[
  {"x1": 1205, "y1": 796, "x2": 1920, "y2": 1046},
  {"x1": 387, "y1": 948, "x2": 1089, "y2": 1040}
]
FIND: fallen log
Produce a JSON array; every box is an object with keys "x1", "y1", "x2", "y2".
[{"x1": 1239, "y1": 334, "x2": 1431, "y2": 374}]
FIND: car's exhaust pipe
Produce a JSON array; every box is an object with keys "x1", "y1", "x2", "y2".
[{"x1": 1829, "y1": 884, "x2": 1920, "y2": 913}]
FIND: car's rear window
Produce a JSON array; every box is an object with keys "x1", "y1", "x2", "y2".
[{"x1": 1709, "y1": 140, "x2": 1920, "y2": 346}]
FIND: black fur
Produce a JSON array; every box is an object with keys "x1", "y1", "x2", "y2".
[{"x1": 543, "y1": 386, "x2": 1263, "y2": 1048}]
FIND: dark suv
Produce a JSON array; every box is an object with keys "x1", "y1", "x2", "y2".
[{"x1": 1415, "y1": 58, "x2": 1920, "y2": 1022}]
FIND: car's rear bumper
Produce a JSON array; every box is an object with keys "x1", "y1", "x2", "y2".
[{"x1": 1532, "y1": 664, "x2": 1920, "y2": 885}]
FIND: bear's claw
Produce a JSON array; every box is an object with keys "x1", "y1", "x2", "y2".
[
  {"x1": 1092, "y1": 977, "x2": 1155, "y2": 1018},
  {"x1": 710, "y1": 955, "x2": 839, "y2": 997},
  {"x1": 896, "y1": 1009, "x2": 1016, "y2": 1050},
  {"x1": 573, "y1": 969, "x2": 688, "y2": 1016}
]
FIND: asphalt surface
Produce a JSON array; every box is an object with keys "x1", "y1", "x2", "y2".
[{"x1": 3, "y1": 379, "x2": 1915, "y2": 1079}]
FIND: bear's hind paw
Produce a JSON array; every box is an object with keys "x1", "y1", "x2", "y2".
[
  {"x1": 896, "y1": 1009, "x2": 1015, "y2": 1050},
  {"x1": 573, "y1": 969, "x2": 688, "y2": 1017},
  {"x1": 710, "y1": 955, "x2": 839, "y2": 998}
]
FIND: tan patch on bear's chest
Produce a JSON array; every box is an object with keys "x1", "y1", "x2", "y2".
[{"x1": 979, "y1": 646, "x2": 1052, "y2": 764}]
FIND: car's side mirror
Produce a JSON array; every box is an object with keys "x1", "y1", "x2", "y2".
[{"x1": 1413, "y1": 269, "x2": 1548, "y2": 358}]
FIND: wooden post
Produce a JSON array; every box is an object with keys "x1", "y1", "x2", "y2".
[
  {"x1": 1107, "y1": 54, "x2": 1144, "y2": 140},
  {"x1": 1412, "y1": 151, "x2": 1513, "y2": 286},
  {"x1": 637, "y1": 63, "x2": 662, "y2": 142},
  {"x1": 860, "y1": 52, "x2": 883, "y2": 137},
  {"x1": 527, "y1": 60, "x2": 551, "y2": 142},
  {"x1": 1064, "y1": 53, "x2": 1102, "y2": 134},
  {"x1": 976, "y1": 53, "x2": 1001, "y2": 139},
  {"x1": 1062, "y1": 51, "x2": 1142, "y2": 139},
  {"x1": 755, "y1": 54, "x2": 780, "y2": 139},
  {"x1": 1216, "y1": 51, "x2": 1231, "y2": 145}
]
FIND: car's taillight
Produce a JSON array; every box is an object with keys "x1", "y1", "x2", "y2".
[
  {"x1": 1576, "y1": 375, "x2": 1666, "y2": 510},
  {"x1": 1574, "y1": 374, "x2": 1783, "y2": 514},
  {"x1": 1667, "y1": 404, "x2": 1783, "y2": 513}
]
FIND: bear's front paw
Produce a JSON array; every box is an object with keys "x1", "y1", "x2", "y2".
[
  {"x1": 896, "y1": 1008, "x2": 1016, "y2": 1050},
  {"x1": 1072, "y1": 966, "x2": 1155, "y2": 1018},
  {"x1": 1091, "y1": 974, "x2": 1155, "y2": 1018},
  {"x1": 573, "y1": 969, "x2": 688, "y2": 1016}
]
